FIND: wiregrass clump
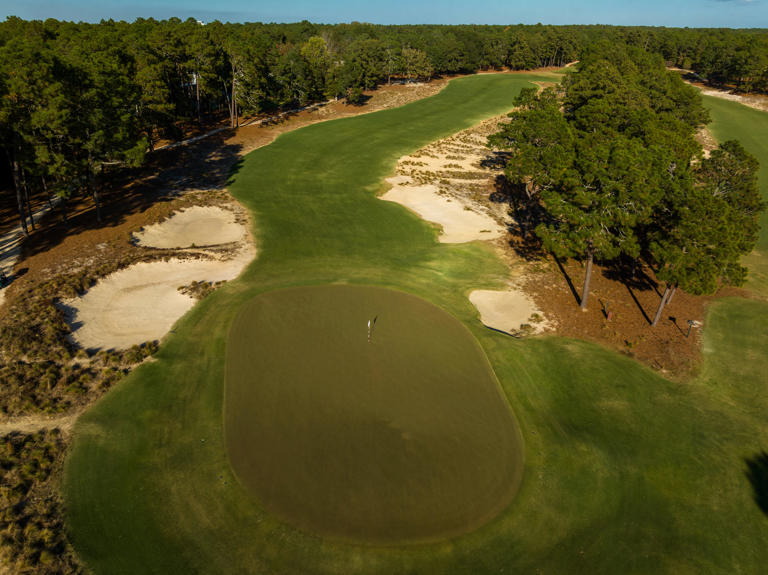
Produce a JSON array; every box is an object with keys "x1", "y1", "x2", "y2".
[
  {"x1": 0, "y1": 429, "x2": 83, "y2": 574},
  {"x1": 0, "y1": 258, "x2": 160, "y2": 416}
]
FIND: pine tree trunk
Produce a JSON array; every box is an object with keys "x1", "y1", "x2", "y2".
[
  {"x1": 60, "y1": 197, "x2": 68, "y2": 228},
  {"x1": 21, "y1": 170, "x2": 36, "y2": 230},
  {"x1": 9, "y1": 149, "x2": 29, "y2": 236},
  {"x1": 87, "y1": 159, "x2": 102, "y2": 224},
  {"x1": 196, "y1": 71, "x2": 201, "y2": 125},
  {"x1": 651, "y1": 284, "x2": 672, "y2": 327},
  {"x1": 92, "y1": 182, "x2": 101, "y2": 223},
  {"x1": 42, "y1": 175, "x2": 53, "y2": 209},
  {"x1": 580, "y1": 250, "x2": 593, "y2": 311},
  {"x1": 666, "y1": 284, "x2": 677, "y2": 306},
  {"x1": 223, "y1": 79, "x2": 233, "y2": 127},
  {"x1": 231, "y1": 67, "x2": 237, "y2": 128}
]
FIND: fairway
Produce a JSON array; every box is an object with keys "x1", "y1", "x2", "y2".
[{"x1": 226, "y1": 285, "x2": 522, "y2": 543}]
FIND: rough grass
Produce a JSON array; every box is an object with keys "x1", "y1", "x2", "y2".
[
  {"x1": 225, "y1": 285, "x2": 522, "y2": 544},
  {"x1": 63, "y1": 75, "x2": 768, "y2": 574}
]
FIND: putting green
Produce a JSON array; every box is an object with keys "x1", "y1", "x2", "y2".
[{"x1": 225, "y1": 285, "x2": 523, "y2": 543}]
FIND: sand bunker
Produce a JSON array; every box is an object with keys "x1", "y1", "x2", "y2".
[
  {"x1": 379, "y1": 116, "x2": 512, "y2": 244},
  {"x1": 381, "y1": 179, "x2": 505, "y2": 243},
  {"x1": 470, "y1": 289, "x2": 549, "y2": 335},
  {"x1": 64, "y1": 247, "x2": 254, "y2": 350},
  {"x1": 64, "y1": 204, "x2": 255, "y2": 350},
  {"x1": 133, "y1": 205, "x2": 245, "y2": 248}
]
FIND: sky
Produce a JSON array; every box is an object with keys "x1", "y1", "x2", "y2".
[{"x1": 0, "y1": 0, "x2": 766, "y2": 28}]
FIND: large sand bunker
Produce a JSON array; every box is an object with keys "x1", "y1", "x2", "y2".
[
  {"x1": 381, "y1": 178, "x2": 505, "y2": 243},
  {"x1": 133, "y1": 205, "x2": 245, "y2": 248},
  {"x1": 470, "y1": 289, "x2": 549, "y2": 335},
  {"x1": 379, "y1": 117, "x2": 511, "y2": 243},
  {"x1": 64, "y1": 205, "x2": 254, "y2": 350}
]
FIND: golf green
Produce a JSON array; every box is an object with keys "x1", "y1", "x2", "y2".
[{"x1": 225, "y1": 285, "x2": 523, "y2": 543}]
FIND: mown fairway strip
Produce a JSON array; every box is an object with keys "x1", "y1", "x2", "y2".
[
  {"x1": 226, "y1": 285, "x2": 522, "y2": 543},
  {"x1": 64, "y1": 76, "x2": 768, "y2": 574}
]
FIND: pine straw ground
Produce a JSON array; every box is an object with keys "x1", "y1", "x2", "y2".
[{"x1": 518, "y1": 252, "x2": 750, "y2": 380}]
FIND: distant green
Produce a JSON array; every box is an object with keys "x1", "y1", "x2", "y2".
[{"x1": 64, "y1": 75, "x2": 768, "y2": 574}]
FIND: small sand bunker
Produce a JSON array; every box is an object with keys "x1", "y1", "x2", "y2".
[
  {"x1": 381, "y1": 180, "x2": 505, "y2": 243},
  {"x1": 470, "y1": 289, "x2": 549, "y2": 335},
  {"x1": 133, "y1": 205, "x2": 245, "y2": 248}
]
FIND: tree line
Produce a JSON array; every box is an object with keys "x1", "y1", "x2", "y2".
[
  {"x1": 1, "y1": 17, "x2": 766, "y2": 242},
  {"x1": 490, "y1": 42, "x2": 765, "y2": 322}
]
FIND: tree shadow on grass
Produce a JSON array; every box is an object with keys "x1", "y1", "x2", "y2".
[{"x1": 745, "y1": 451, "x2": 768, "y2": 517}]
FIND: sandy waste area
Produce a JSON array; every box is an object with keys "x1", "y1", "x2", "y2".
[
  {"x1": 64, "y1": 205, "x2": 255, "y2": 350},
  {"x1": 381, "y1": 177, "x2": 505, "y2": 243},
  {"x1": 696, "y1": 86, "x2": 768, "y2": 113},
  {"x1": 380, "y1": 117, "x2": 509, "y2": 243},
  {"x1": 379, "y1": 117, "x2": 549, "y2": 334}
]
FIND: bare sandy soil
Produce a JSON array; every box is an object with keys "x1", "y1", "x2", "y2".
[
  {"x1": 0, "y1": 411, "x2": 80, "y2": 437},
  {"x1": 469, "y1": 288, "x2": 549, "y2": 335},
  {"x1": 0, "y1": 229, "x2": 21, "y2": 310},
  {"x1": 64, "y1": 205, "x2": 254, "y2": 350}
]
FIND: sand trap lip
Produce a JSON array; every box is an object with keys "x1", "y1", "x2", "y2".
[
  {"x1": 470, "y1": 288, "x2": 548, "y2": 335},
  {"x1": 133, "y1": 205, "x2": 245, "y2": 249},
  {"x1": 380, "y1": 180, "x2": 505, "y2": 243},
  {"x1": 63, "y1": 246, "x2": 254, "y2": 350}
]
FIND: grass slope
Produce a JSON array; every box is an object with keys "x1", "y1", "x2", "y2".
[
  {"x1": 226, "y1": 285, "x2": 522, "y2": 543},
  {"x1": 64, "y1": 75, "x2": 768, "y2": 574}
]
